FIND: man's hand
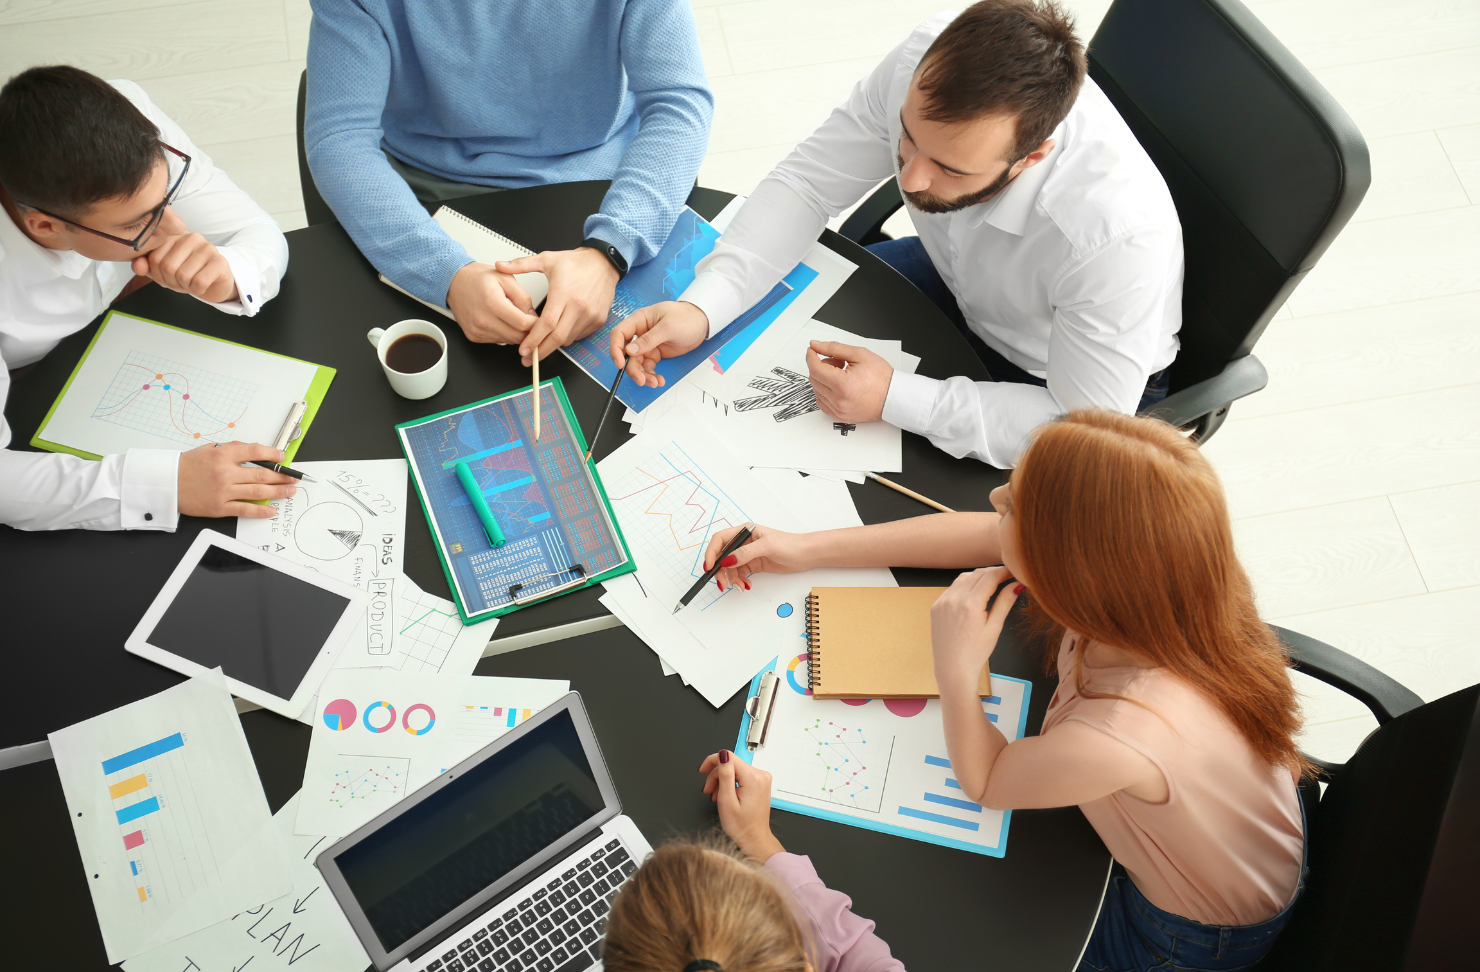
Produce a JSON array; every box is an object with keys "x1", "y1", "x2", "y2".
[
  {"x1": 607, "y1": 300, "x2": 709, "y2": 387},
  {"x1": 446, "y1": 262, "x2": 540, "y2": 345},
  {"x1": 930, "y1": 566, "x2": 1022, "y2": 689},
  {"x1": 699, "y1": 750, "x2": 785, "y2": 863},
  {"x1": 132, "y1": 233, "x2": 237, "y2": 303},
  {"x1": 702, "y1": 523, "x2": 812, "y2": 592},
  {"x1": 806, "y1": 340, "x2": 894, "y2": 423},
  {"x1": 177, "y1": 441, "x2": 298, "y2": 519},
  {"x1": 497, "y1": 247, "x2": 618, "y2": 366}
]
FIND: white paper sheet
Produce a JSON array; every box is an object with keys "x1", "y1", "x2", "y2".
[
  {"x1": 122, "y1": 793, "x2": 370, "y2": 972},
  {"x1": 389, "y1": 574, "x2": 500, "y2": 675},
  {"x1": 49, "y1": 670, "x2": 291, "y2": 963},
  {"x1": 237, "y1": 459, "x2": 410, "y2": 668},
  {"x1": 694, "y1": 321, "x2": 921, "y2": 472},
  {"x1": 294, "y1": 670, "x2": 569, "y2": 837},
  {"x1": 599, "y1": 406, "x2": 893, "y2": 706},
  {"x1": 38, "y1": 312, "x2": 321, "y2": 457},
  {"x1": 745, "y1": 663, "x2": 1031, "y2": 858}
]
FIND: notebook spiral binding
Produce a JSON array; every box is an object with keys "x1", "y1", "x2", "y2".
[
  {"x1": 805, "y1": 591, "x2": 822, "y2": 692},
  {"x1": 438, "y1": 206, "x2": 535, "y2": 256}
]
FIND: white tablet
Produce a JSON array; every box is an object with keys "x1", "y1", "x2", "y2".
[{"x1": 126, "y1": 529, "x2": 369, "y2": 719}]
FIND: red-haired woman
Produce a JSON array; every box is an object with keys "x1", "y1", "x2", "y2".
[{"x1": 702, "y1": 410, "x2": 1307, "y2": 972}]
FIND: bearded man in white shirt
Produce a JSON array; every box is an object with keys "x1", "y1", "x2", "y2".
[
  {"x1": 609, "y1": 0, "x2": 1183, "y2": 467},
  {"x1": 0, "y1": 66, "x2": 296, "y2": 531}
]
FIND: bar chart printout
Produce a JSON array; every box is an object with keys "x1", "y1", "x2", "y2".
[{"x1": 49, "y1": 671, "x2": 290, "y2": 963}]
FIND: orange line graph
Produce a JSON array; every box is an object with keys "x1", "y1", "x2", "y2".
[
  {"x1": 612, "y1": 466, "x2": 740, "y2": 553},
  {"x1": 93, "y1": 361, "x2": 250, "y2": 440}
]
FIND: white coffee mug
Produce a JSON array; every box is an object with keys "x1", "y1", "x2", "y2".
[{"x1": 367, "y1": 319, "x2": 448, "y2": 400}]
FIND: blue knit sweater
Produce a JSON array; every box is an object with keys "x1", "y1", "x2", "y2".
[{"x1": 304, "y1": 0, "x2": 713, "y2": 305}]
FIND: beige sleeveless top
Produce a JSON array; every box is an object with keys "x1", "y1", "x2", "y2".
[{"x1": 1041, "y1": 636, "x2": 1304, "y2": 927}]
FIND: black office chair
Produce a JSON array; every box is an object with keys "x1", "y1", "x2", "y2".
[
  {"x1": 840, "y1": 0, "x2": 1371, "y2": 441},
  {"x1": 1250, "y1": 627, "x2": 1475, "y2": 970},
  {"x1": 295, "y1": 69, "x2": 337, "y2": 226}
]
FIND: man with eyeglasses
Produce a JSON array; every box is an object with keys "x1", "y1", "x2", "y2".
[
  {"x1": 0, "y1": 65, "x2": 294, "y2": 532},
  {"x1": 610, "y1": 0, "x2": 1184, "y2": 468}
]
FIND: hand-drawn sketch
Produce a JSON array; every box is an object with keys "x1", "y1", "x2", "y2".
[{"x1": 734, "y1": 367, "x2": 818, "y2": 422}]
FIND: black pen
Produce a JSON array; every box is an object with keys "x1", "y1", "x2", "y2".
[
  {"x1": 584, "y1": 370, "x2": 624, "y2": 463},
  {"x1": 249, "y1": 460, "x2": 317, "y2": 483},
  {"x1": 674, "y1": 525, "x2": 753, "y2": 614}
]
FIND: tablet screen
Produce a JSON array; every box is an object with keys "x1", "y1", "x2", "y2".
[{"x1": 148, "y1": 543, "x2": 352, "y2": 698}]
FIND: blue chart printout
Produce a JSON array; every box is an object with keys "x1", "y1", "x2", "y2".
[
  {"x1": 398, "y1": 382, "x2": 632, "y2": 619},
  {"x1": 562, "y1": 207, "x2": 819, "y2": 412}
]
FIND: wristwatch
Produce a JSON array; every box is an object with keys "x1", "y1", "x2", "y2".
[{"x1": 579, "y1": 237, "x2": 628, "y2": 278}]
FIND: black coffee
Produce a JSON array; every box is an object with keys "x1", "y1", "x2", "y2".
[{"x1": 385, "y1": 333, "x2": 443, "y2": 373}]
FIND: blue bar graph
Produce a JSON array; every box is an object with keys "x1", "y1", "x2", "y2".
[
  {"x1": 924, "y1": 792, "x2": 983, "y2": 813},
  {"x1": 130, "y1": 861, "x2": 139, "y2": 875},
  {"x1": 899, "y1": 805, "x2": 980, "y2": 831},
  {"x1": 484, "y1": 475, "x2": 535, "y2": 496},
  {"x1": 115, "y1": 797, "x2": 161, "y2": 825},
  {"x1": 441, "y1": 440, "x2": 522, "y2": 469},
  {"x1": 102, "y1": 733, "x2": 184, "y2": 775},
  {"x1": 924, "y1": 755, "x2": 951, "y2": 768},
  {"x1": 945, "y1": 778, "x2": 963, "y2": 789},
  {"x1": 984, "y1": 695, "x2": 1001, "y2": 705}
]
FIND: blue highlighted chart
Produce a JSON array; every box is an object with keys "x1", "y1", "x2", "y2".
[
  {"x1": 362, "y1": 701, "x2": 397, "y2": 733},
  {"x1": 897, "y1": 755, "x2": 985, "y2": 832},
  {"x1": 402, "y1": 703, "x2": 436, "y2": 736}
]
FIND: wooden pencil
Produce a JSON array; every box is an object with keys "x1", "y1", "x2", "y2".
[{"x1": 866, "y1": 472, "x2": 956, "y2": 513}]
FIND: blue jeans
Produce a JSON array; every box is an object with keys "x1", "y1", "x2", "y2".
[
  {"x1": 867, "y1": 237, "x2": 1170, "y2": 412},
  {"x1": 1077, "y1": 796, "x2": 1309, "y2": 972}
]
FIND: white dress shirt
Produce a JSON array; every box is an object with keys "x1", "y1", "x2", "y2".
[
  {"x1": 0, "y1": 80, "x2": 289, "y2": 531},
  {"x1": 681, "y1": 12, "x2": 1183, "y2": 467}
]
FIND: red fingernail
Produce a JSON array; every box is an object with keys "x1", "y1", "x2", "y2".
[
  {"x1": 716, "y1": 578, "x2": 723, "y2": 590},
  {"x1": 719, "y1": 750, "x2": 729, "y2": 764},
  {"x1": 720, "y1": 555, "x2": 738, "y2": 567},
  {"x1": 1013, "y1": 584, "x2": 1026, "y2": 595}
]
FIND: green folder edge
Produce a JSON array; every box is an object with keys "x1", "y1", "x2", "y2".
[
  {"x1": 395, "y1": 374, "x2": 638, "y2": 625},
  {"x1": 29, "y1": 309, "x2": 336, "y2": 465}
]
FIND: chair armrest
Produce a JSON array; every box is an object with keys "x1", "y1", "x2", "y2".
[
  {"x1": 1272, "y1": 625, "x2": 1424, "y2": 724},
  {"x1": 839, "y1": 178, "x2": 904, "y2": 246},
  {"x1": 1142, "y1": 353, "x2": 1268, "y2": 428}
]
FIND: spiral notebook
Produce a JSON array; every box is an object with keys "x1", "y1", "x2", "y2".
[
  {"x1": 806, "y1": 587, "x2": 994, "y2": 698},
  {"x1": 378, "y1": 205, "x2": 549, "y2": 315}
]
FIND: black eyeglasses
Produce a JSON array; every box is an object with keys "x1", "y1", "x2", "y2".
[{"x1": 17, "y1": 143, "x2": 192, "y2": 250}]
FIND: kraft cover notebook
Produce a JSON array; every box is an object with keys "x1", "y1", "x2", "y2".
[
  {"x1": 32, "y1": 310, "x2": 334, "y2": 463},
  {"x1": 396, "y1": 377, "x2": 635, "y2": 623},
  {"x1": 806, "y1": 587, "x2": 995, "y2": 699}
]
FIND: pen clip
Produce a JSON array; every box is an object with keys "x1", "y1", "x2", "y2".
[
  {"x1": 273, "y1": 401, "x2": 308, "y2": 452},
  {"x1": 745, "y1": 670, "x2": 780, "y2": 751}
]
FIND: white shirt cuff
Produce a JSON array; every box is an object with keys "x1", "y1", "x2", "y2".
[
  {"x1": 881, "y1": 370, "x2": 940, "y2": 434},
  {"x1": 202, "y1": 244, "x2": 262, "y2": 316},
  {"x1": 120, "y1": 449, "x2": 180, "y2": 531},
  {"x1": 680, "y1": 271, "x2": 745, "y2": 340}
]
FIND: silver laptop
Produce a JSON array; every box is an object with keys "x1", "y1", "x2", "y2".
[{"x1": 317, "y1": 692, "x2": 653, "y2": 972}]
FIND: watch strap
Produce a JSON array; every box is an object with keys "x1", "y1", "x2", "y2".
[{"x1": 580, "y1": 237, "x2": 628, "y2": 277}]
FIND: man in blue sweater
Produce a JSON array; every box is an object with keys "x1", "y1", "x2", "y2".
[{"x1": 305, "y1": 0, "x2": 713, "y2": 365}]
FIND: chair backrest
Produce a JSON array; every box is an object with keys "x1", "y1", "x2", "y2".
[
  {"x1": 1088, "y1": 0, "x2": 1369, "y2": 392},
  {"x1": 1260, "y1": 683, "x2": 1478, "y2": 970},
  {"x1": 296, "y1": 69, "x2": 337, "y2": 226}
]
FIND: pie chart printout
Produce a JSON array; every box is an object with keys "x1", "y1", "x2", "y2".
[{"x1": 323, "y1": 698, "x2": 357, "y2": 732}]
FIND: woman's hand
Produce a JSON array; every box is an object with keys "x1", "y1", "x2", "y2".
[
  {"x1": 699, "y1": 750, "x2": 785, "y2": 863},
  {"x1": 930, "y1": 566, "x2": 1023, "y2": 690},
  {"x1": 702, "y1": 523, "x2": 812, "y2": 592}
]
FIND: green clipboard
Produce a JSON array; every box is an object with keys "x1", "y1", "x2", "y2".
[
  {"x1": 30, "y1": 309, "x2": 335, "y2": 463},
  {"x1": 396, "y1": 376, "x2": 637, "y2": 623}
]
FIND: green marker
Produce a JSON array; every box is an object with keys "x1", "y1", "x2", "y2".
[{"x1": 450, "y1": 460, "x2": 505, "y2": 548}]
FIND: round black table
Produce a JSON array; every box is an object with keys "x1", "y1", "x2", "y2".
[{"x1": 0, "y1": 183, "x2": 1110, "y2": 970}]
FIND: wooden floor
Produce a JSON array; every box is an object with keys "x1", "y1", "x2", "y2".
[{"x1": 4, "y1": 0, "x2": 1475, "y2": 762}]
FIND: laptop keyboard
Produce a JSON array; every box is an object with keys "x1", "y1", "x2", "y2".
[{"x1": 417, "y1": 837, "x2": 638, "y2": 972}]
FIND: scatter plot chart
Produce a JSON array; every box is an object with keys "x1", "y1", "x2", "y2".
[
  {"x1": 775, "y1": 718, "x2": 893, "y2": 813},
  {"x1": 91, "y1": 350, "x2": 257, "y2": 446},
  {"x1": 326, "y1": 755, "x2": 408, "y2": 811}
]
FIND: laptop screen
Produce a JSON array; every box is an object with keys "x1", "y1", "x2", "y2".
[{"x1": 333, "y1": 708, "x2": 606, "y2": 951}]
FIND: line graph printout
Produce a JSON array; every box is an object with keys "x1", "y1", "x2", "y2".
[
  {"x1": 49, "y1": 671, "x2": 290, "y2": 963},
  {"x1": 295, "y1": 670, "x2": 568, "y2": 837},
  {"x1": 398, "y1": 382, "x2": 630, "y2": 619},
  {"x1": 37, "y1": 311, "x2": 322, "y2": 459},
  {"x1": 597, "y1": 405, "x2": 803, "y2": 705},
  {"x1": 740, "y1": 658, "x2": 1032, "y2": 858},
  {"x1": 122, "y1": 794, "x2": 370, "y2": 972}
]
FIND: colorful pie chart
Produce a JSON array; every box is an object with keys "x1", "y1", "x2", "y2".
[
  {"x1": 363, "y1": 700, "x2": 397, "y2": 733},
  {"x1": 402, "y1": 703, "x2": 436, "y2": 736},
  {"x1": 322, "y1": 698, "x2": 356, "y2": 731}
]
